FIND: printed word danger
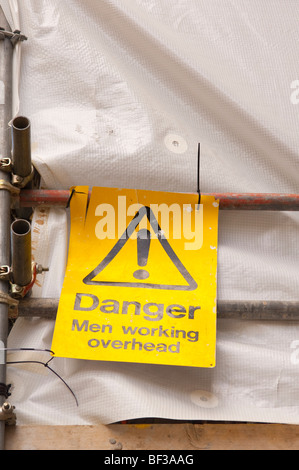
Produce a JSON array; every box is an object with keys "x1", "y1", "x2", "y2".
[{"x1": 74, "y1": 293, "x2": 201, "y2": 321}]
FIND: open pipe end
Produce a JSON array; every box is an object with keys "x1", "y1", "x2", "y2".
[
  {"x1": 11, "y1": 218, "x2": 31, "y2": 236},
  {"x1": 11, "y1": 219, "x2": 32, "y2": 287},
  {"x1": 12, "y1": 116, "x2": 30, "y2": 131}
]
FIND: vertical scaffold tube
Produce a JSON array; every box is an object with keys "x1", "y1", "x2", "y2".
[
  {"x1": 11, "y1": 115, "x2": 31, "y2": 180},
  {"x1": 11, "y1": 115, "x2": 33, "y2": 219},
  {"x1": 0, "y1": 7, "x2": 13, "y2": 450},
  {"x1": 11, "y1": 219, "x2": 32, "y2": 287}
]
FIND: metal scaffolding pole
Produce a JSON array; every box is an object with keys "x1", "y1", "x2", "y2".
[
  {"x1": 0, "y1": 7, "x2": 13, "y2": 450},
  {"x1": 17, "y1": 189, "x2": 299, "y2": 211},
  {"x1": 10, "y1": 297, "x2": 299, "y2": 322}
]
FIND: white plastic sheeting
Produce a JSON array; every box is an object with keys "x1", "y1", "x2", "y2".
[{"x1": 2, "y1": 0, "x2": 299, "y2": 424}]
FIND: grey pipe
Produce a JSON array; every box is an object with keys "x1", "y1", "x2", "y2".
[
  {"x1": 12, "y1": 298, "x2": 299, "y2": 321},
  {"x1": 11, "y1": 219, "x2": 32, "y2": 287},
  {"x1": 11, "y1": 115, "x2": 32, "y2": 179},
  {"x1": 0, "y1": 6, "x2": 13, "y2": 451},
  {"x1": 11, "y1": 115, "x2": 33, "y2": 219}
]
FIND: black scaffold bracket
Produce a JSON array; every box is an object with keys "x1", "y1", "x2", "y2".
[{"x1": 0, "y1": 27, "x2": 27, "y2": 45}]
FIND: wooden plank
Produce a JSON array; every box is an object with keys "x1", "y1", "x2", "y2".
[{"x1": 4, "y1": 423, "x2": 299, "y2": 450}]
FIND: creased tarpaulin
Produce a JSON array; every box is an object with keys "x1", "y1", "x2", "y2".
[{"x1": 2, "y1": 0, "x2": 299, "y2": 424}]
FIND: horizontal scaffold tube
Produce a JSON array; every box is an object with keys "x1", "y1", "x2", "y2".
[
  {"x1": 17, "y1": 190, "x2": 299, "y2": 210},
  {"x1": 11, "y1": 298, "x2": 299, "y2": 321}
]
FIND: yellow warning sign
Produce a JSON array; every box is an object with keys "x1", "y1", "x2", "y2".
[{"x1": 51, "y1": 186, "x2": 219, "y2": 368}]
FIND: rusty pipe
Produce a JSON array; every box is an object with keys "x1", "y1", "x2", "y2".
[{"x1": 17, "y1": 190, "x2": 299, "y2": 211}]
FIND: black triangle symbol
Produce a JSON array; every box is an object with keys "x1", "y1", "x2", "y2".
[{"x1": 83, "y1": 206, "x2": 197, "y2": 291}]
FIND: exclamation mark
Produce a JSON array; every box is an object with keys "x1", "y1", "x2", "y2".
[{"x1": 133, "y1": 229, "x2": 151, "y2": 280}]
